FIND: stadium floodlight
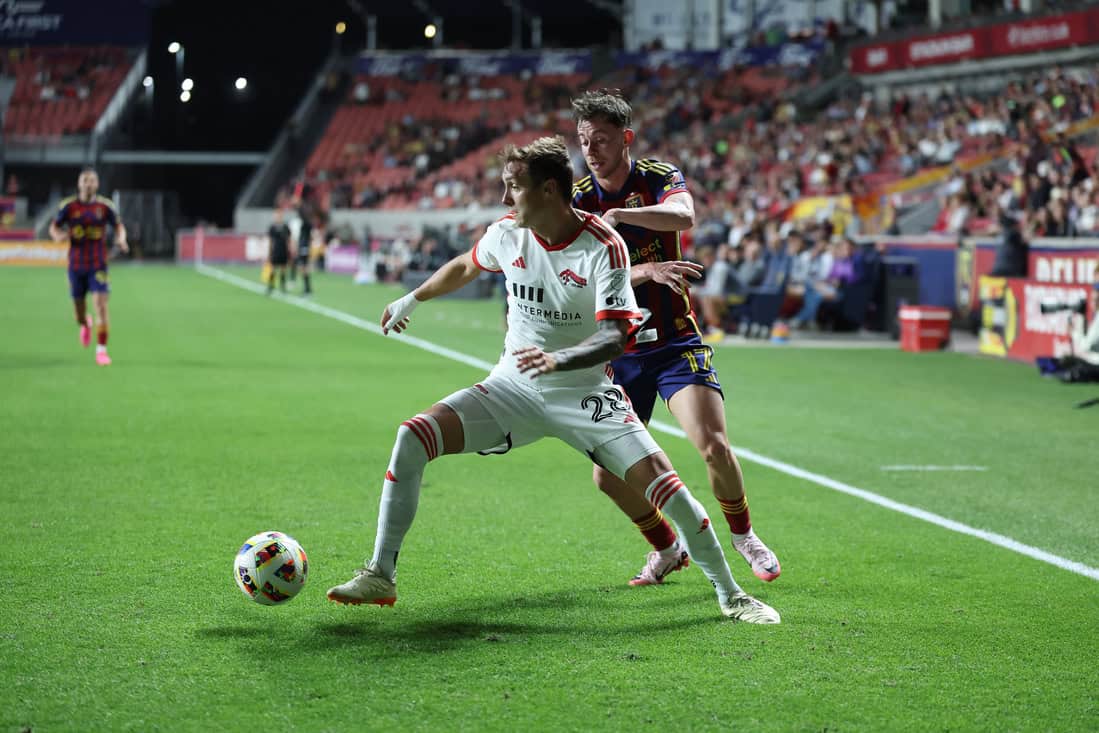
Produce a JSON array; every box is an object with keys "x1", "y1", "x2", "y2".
[
  {"x1": 424, "y1": 23, "x2": 437, "y2": 39},
  {"x1": 168, "y1": 41, "x2": 181, "y2": 54},
  {"x1": 142, "y1": 76, "x2": 153, "y2": 88},
  {"x1": 335, "y1": 21, "x2": 347, "y2": 34},
  {"x1": 181, "y1": 78, "x2": 194, "y2": 91},
  {"x1": 234, "y1": 77, "x2": 247, "y2": 91},
  {"x1": 180, "y1": 90, "x2": 191, "y2": 102}
]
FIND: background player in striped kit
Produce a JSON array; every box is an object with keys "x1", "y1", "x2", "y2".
[
  {"x1": 49, "y1": 168, "x2": 128, "y2": 366},
  {"x1": 571, "y1": 91, "x2": 782, "y2": 586},
  {"x1": 327, "y1": 136, "x2": 778, "y2": 623}
]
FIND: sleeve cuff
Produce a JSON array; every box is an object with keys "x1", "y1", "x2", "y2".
[
  {"x1": 596, "y1": 309, "x2": 643, "y2": 321},
  {"x1": 656, "y1": 187, "x2": 688, "y2": 203},
  {"x1": 471, "y1": 243, "x2": 502, "y2": 273}
]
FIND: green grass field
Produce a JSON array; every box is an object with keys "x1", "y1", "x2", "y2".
[{"x1": 3, "y1": 264, "x2": 1097, "y2": 732}]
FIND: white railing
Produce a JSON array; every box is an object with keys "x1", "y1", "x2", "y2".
[{"x1": 92, "y1": 48, "x2": 146, "y2": 151}]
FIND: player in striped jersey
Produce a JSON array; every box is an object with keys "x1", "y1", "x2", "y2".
[
  {"x1": 49, "y1": 168, "x2": 128, "y2": 366},
  {"x1": 327, "y1": 137, "x2": 778, "y2": 623},
  {"x1": 571, "y1": 90, "x2": 781, "y2": 586}
]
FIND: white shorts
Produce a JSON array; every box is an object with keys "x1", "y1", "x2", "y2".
[{"x1": 438, "y1": 372, "x2": 663, "y2": 479}]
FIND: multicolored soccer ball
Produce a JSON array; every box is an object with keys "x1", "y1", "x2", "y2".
[{"x1": 234, "y1": 531, "x2": 308, "y2": 605}]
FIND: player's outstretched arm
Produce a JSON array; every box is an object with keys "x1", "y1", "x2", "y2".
[
  {"x1": 631, "y1": 260, "x2": 703, "y2": 292},
  {"x1": 603, "y1": 191, "x2": 695, "y2": 232},
  {"x1": 381, "y1": 250, "x2": 481, "y2": 335},
  {"x1": 514, "y1": 319, "x2": 629, "y2": 376}
]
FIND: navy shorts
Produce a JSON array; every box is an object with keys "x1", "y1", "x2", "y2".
[
  {"x1": 69, "y1": 268, "x2": 109, "y2": 299},
  {"x1": 609, "y1": 335, "x2": 723, "y2": 424}
]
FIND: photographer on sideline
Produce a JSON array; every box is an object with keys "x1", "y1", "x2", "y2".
[{"x1": 1039, "y1": 283, "x2": 1099, "y2": 383}]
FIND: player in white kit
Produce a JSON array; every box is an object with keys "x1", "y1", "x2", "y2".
[{"x1": 327, "y1": 137, "x2": 779, "y2": 623}]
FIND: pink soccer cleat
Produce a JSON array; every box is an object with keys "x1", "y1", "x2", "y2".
[
  {"x1": 629, "y1": 547, "x2": 690, "y2": 586},
  {"x1": 95, "y1": 351, "x2": 112, "y2": 366},
  {"x1": 79, "y1": 317, "x2": 92, "y2": 348},
  {"x1": 733, "y1": 531, "x2": 781, "y2": 582}
]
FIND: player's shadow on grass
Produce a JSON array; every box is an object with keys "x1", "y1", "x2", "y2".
[
  {"x1": 311, "y1": 612, "x2": 715, "y2": 656},
  {"x1": 306, "y1": 585, "x2": 719, "y2": 654},
  {"x1": 196, "y1": 585, "x2": 724, "y2": 656}
]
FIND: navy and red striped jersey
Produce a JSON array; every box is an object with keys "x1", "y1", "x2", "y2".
[
  {"x1": 54, "y1": 195, "x2": 119, "y2": 270},
  {"x1": 571, "y1": 158, "x2": 701, "y2": 352}
]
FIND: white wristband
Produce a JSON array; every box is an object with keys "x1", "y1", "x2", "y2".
[{"x1": 383, "y1": 291, "x2": 421, "y2": 332}]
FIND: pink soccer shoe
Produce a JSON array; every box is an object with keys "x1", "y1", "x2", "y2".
[
  {"x1": 732, "y1": 531, "x2": 781, "y2": 582},
  {"x1": 629, "y1": 547, "x2": 690, "y2": 586},
  {"x1": 80, "y1": 317, "x2": 92, "y2": 348},
  {"x1": 95, "y1": 351, "x2": 112, "y2": 366}
]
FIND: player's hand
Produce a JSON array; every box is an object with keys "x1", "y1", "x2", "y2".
[
  {"x1": 650, "y1": 260, "x2": 703, "y2": 295},
  {"x1": 513, "y1": 346, "x2": 558, "y2": 376},
  {"x1": 381, "y1": 292, "x2": 421, "y2": 335},
  {"x1": 601, "y1": 209, "x2": 622, "y2": 228},
  {"x1": 117, "y1": 239, "x2": 130, "y2": 255}
]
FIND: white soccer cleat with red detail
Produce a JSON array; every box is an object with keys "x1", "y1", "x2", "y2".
[
  {"x1": 327, "y1": 562, "x2": 397, "y2": 607},
  {"x1": 629, "y1": 548, "x2": 690, "y2": 586}
]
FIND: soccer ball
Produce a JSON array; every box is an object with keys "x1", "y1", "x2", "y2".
[{"x1": 234, "y1": 531, "x2": 308, "y2": 605}]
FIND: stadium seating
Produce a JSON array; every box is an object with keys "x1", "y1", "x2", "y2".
[
  {"x1": 1, "y1": 46, "x2": 134, "y2": 140},
  {"x1": 302, "y1": 72, "x2": 586, "y2": 210}
]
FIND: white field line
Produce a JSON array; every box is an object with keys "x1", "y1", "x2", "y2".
[
  {"x1": 881, "y1": 465, "x2": 989, "y2": 472},
  {"x1": 197, "y1": 264, "x2": 1099, "y2": 583}
]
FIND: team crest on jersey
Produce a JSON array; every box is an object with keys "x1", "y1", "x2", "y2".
[
  {"x1": 609, "y1": 270, "x2": 626, "y2": 291},
  {"x1": 558, "y1": 269, "x2": 588, "y2": 288},
  {"x1": 624, "y1": 194, "x2": 643, "y2": 209}
]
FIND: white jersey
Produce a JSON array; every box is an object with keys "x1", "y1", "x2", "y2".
[{"x1": 472, "y1": 211, "x2": 640, "y2": 388}]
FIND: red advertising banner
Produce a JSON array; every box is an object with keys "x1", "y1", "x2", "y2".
[
  {"x1": 851, "y1": 8, "x2": 1099, "y2": 74},
  {"x1": 1028, "y1": 245, "x2": 1099, "y2": 286},
  {"x1": 966, "y1": 238, "x2": 1099, "y2": 315},
  {"x1": 979, "y1": 276, "x2": 1094, "y2": 361},
  {"x1": 176, "y1": 230, "x2": 267, "y2": 263},
  {"x1": 987, "y1": 10, "x2": 1096, "y2": 56}
]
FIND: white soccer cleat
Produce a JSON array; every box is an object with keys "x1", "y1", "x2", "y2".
[
  {"x1": 733, "y1": 531, "x2": 781, "y2": 582},
  {"x1": 720, "y1": 592, "x2": 781, "y2": 624},
  {"x1": 326, "y1": 562, "x2": 397, "y2": 607}
]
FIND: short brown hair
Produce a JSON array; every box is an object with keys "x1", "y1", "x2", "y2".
[
  {"x1": 571, "y1": 89, "x2": 632, "y2": 129},
  {"x1": 500, "y1": 135, "x2": 574, "y2": 204}
]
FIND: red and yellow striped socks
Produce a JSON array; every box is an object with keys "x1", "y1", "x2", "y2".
[
  {"x1": 718, "y1": 496, "x2": 751, "y2": 537},
  {"x1": 632, "y1": 508, "x2": 677, "y2": 552}
]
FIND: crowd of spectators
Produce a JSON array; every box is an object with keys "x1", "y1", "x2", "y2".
[
  {"x1": 919, "y1": 71, "x2": 1099, "y2": 244},
  {"x1": 690, "y1": 220, "x2": 883, "y2": 339},
  {"x1": 297, "y1": 57, "x2": 1099, "y2": 336},
  {"x1": 295, "y1": 69, "x2": 581, "y2": 212},
  {"x1": 304, "y1": 57, "x2": 1099, "y2": 245}
]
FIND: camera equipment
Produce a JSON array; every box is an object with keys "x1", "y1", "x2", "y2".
[{"x1": 1039, "y1": 299, "x2": 1087, "y2": 315}]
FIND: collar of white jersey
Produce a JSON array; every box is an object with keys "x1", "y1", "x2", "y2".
[{"x1": 531, "y1": 211, "x2": 595, "y2": 251}]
